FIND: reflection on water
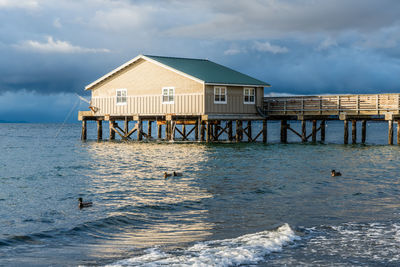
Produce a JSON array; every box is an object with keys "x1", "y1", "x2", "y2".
[{"x1": 83, "y1": 142, "x2": 215, "y2": 253}]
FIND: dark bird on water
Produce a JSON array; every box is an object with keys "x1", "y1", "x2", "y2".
[
  {"x1": 78, "y1": 198, "x2": 92, "y2": 209},
  {"x1": 164, "y1": 171, "x2": 183, "y2": 178},
  {"x1": 331, "y1": 170, "x2": 342, "y2": 177}
]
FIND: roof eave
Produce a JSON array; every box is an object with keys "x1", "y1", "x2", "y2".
[{"x1": 205, "y1": 82, "x2": 271, "y2": 87}]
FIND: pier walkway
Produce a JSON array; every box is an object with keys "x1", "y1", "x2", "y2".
[{"x1": 79, "y1": 93, "x2": 400, "y2": 145}]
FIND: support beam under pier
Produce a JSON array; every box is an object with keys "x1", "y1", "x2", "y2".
[
  {"x1": 97, "y1": 120, "x2": 102, "y2": 141},
  {"x1": 344, "y1": 120, "x2": 349, "y2": 144},
  {"x1": 81, "y1": 120, "x2": 87, "y2": 141},
  {"x1": 388, "y1": 120, "x2": 394, "y2": 145},
  {"x1": 320, "y1": 120, "x2": 325, "y2": 142},
  {"x1": 352, "y1": 120, "x2": 357, "y2": 144},
  {"x1": 362, "y1": 120, "x2": 366, "y2": 144}
]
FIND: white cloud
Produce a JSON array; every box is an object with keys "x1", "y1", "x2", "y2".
[
  {"x1": 0, "y1": 0, "x2": 39, "y2": 9},
  {"x1": 53, "y1": 18, "x2": 62, "y2": 28},
  {"x1": 224, "y1": 48, "x2": 242, "y2": 55},
  {"x1": 14, "y1": 36, "x2": 110, "y2": 54},
  {"x1": 317, "y1": 37, "x2": 338, "y2": 51},
  {"x1": 253, "y1": 41, "x2": 288, "y2": 54}
]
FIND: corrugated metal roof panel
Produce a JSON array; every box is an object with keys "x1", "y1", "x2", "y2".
[{"x1": 145, "y1": 55, "x2": 270, "y2": 87}]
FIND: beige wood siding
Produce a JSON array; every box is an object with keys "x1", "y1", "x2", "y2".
[
  {"x1": 91, "y1": 94, "x2": 204, "y2": 116},
  {"x1": 205, "y1": 85, "x2": 263, "y2": 114},
  {"x1": 90, "y1": 58, "x2": 204, "y2": 115}
]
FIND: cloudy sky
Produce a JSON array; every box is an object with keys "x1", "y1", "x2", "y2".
[{"x1": 1, "y1": 0, "x2": 400, "y2": 122}]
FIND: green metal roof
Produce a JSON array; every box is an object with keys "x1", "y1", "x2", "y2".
[{"x1": 145, "y1": 55, "x2": 270, "y2": 87}]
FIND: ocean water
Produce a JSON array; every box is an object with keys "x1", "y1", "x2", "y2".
[{"x1": 1, "y1": 121, "x2": 400, "y2": 266}]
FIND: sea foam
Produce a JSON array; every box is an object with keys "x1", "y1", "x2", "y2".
[{"x1": 107, "y1": 223, "x2": 299, "y2": 267}]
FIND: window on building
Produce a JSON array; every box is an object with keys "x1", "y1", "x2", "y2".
[
  {"x1": 116, "y1": 89, "x2": 127, "y2": 105},
  {"x1": 244, "y1": 87, "x2": 255, "y2": 104},
  {"x1": 214, "y1": 86, "x2": 227, "y2": 104},
  {"x1": 162, "y1": 87, "x2": 174, "y2": 103}
]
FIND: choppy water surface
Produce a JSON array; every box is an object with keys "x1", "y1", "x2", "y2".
[{"x1": 1, "y1": 122, "x2": 400, "y2": 266}]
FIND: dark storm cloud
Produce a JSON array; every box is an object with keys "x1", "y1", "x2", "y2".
[{"x1": 0, "y1": 0, "x2": 399, "y2": 97}]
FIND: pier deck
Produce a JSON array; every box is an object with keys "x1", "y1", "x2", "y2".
[{"x1": 78, "y1": 93, "x2": 400, "y2": 144}]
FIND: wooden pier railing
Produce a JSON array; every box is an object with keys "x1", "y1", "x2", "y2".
[{"x1": 263, "y1": 94, "x2": 400, "y2": 116}]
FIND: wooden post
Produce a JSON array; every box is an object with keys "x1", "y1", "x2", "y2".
[
  {"x1": 301, "y1": 120, "x2": 307, "y2": 142},
  {"x1": 165, "y1": 121, "x2": 170, "y2": 140},
  {"x1": 262, "y1": 119, "x2": 267, "y2": 143},
  {"x1": 280, "y1": 120, "x2": 287, "y2": 143},
  {"x1": 182, "y1": 124, "x2": 186, "y2": 139},
  {"x1": 206, "y1": 121, "x2": 211, "y2": 142},
  {"x1": 214, "y1": 121, "x2": 219, "y2": 141},
  {"x1": 171, "y1": 121, "x2": 175, "y2": 141},
  {"x1": 397, "y1": 120, "x2": 400, "y2": 145},
  {"x1": 109, "y1": 120, "x2": 115, "y2": 140},
  {"x1": 344, "y1": 120, "x2": 348, "y2": 144},
  {"x1": 81, "y1": 120, "x2": 87, "y2": 141},
  {"x1": 200, "y1": 121, "x2": 205, "y2": 141},
  {"x1": 158, "y1": 123, "x2": 162, "y2": 139},
  {"x1": 236, "y1": 120, "x2": 243, "y2": 142},
  {"x1": 362, "y1": 120, "x2": 367, "y2": 144},
  {"x1": 247, "y1": 121, "x2": 252, "y2": 142},
  {"x1": 137, "y1": 119, "x2": 143, "y2": 141},
  {"x1": 320, "y1": 120, "x2": 325, "y2": 142},
  {"x1": 195, "y1": 120, "x2": 200, "y2": 141},
  {"x1": 124, "y1": 116, "x2": 129, "y2": 135},
  {"x1": 239, "y1": 120, "x2": 243, "y2": 141},
  {"x1": 228, "y1": 120, "x2": 233, "y2": 141},
  {"x1": 97, "y1": 120, "x2": 102, "y2": 141},
  {"x1": 312, "y1": 120, "x2": 317, "y2": 142},
  {"x1": 388, "y1": 120, "x2": 394, "y2": 145},
  {"x1": 352, "y1": 120, "x2": 357, "y2": 144},
  {"x1": 148, "y1": 121, "x2": 152, "y2": 139}
]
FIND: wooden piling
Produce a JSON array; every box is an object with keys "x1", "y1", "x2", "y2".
[
  {"x1": 247, "y1": 121, "x2": 252, "y2": 142},
  {"x1": 352, "y1": 120, "x2": 357, "y2": 144},
  {"x1": 301, "y1": 120, "x2": 306, "y2": 142},
  {"x1": 388, "y1": 120, "x2": 394, "y2": 145},
  {"x1": 109, "y1": 120, "x2": 115, "y2": 140},
  {"x1": 81, "y1": 120, "x2": 87, "y2": 141},
  {"x1": 362, "y1": 120, "x2": 366, "y2": 144},
  {"x1": 137, "y1": 119, "x2": 143, "y2": 141},
  {"x1": 158, "y1": 123, "x2": 162, "y2": 139},
  {"x1": 280, "y1": 120, "x2": 287, "y2": 143},
  {"x1": 165, "y1": 121, "x2": 170, "y2": 140},
  {"x1": 236, "y1": 120, "x2": 243, "y2": 142},
  {"x1": 262, "y1": 119, "x2": 267, "y2": 143},
  {"x1": 97, "y1": 120, "x2": 102, "y2": 141},
  {"x1": 213, "y1": 122, "x2": 219, "y2": 141},
  {"x1": 228, "y1": 120, "x2": 233, "y2": 141},
  {"x1": 148, "y1": 121, "x2": 152, "y2": 138},
  {"x1": 124, "y1": 116, "x2": 129, "y2": 135},
  {"x1": 312, "y1": 120, "x2": 317, "y2": 142},
  {"x1": 200, "y1": 121, "x2": 205, "y2": 141},
  {"x1": 195, "y1": 120, "x2": 200, "y2": 141},
  {"x1": 206, "y1": 121, "x2": 211, "y2": 142},
  {"x1": 344, "y1": 120, "x2": 348, "y2": 144},
  {"x1": 182, "y1": 124, "x2": 186, "y2": 140},
  {"x1": 320, "y1": 120, "x2": 325, "y2": 142},
  {"x1": 397, "y1": 120, "x2": 400, "y2": 145}
]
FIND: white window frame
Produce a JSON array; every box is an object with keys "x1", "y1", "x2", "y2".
[
  {"x1": 214, "y1": 86, "x2": 227, "y2": 104},
  {"x1": 243, "y1": 87, "x2": 255, "y2": 104},
  {"x1": 162, "y1": 87, "x2": 175, "y2": 104},
  {"x1": 116, "y1": 89, "x2": 127, "y2": 105}
]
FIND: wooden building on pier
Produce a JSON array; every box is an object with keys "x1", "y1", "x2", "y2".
[
  {"x1": 79, "y1": 55, "x2": 400, "y2": 145},
  {"x1": 79, "y1": 54, "x2": 270, "y2": 142}
]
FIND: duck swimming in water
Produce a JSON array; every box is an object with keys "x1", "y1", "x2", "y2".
[
  {"x1": 164, "y1": 172, "x2": 172, "y2": 179},
  {"x1": 78, "y1": 198, "x2": 92, "y2": 209},
  {"x1": 331, "y1": 170, "x2": 342, "y2": 177},
  {"x1": 173, "y1": 171, "x2": 182, "y2": 177}
]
